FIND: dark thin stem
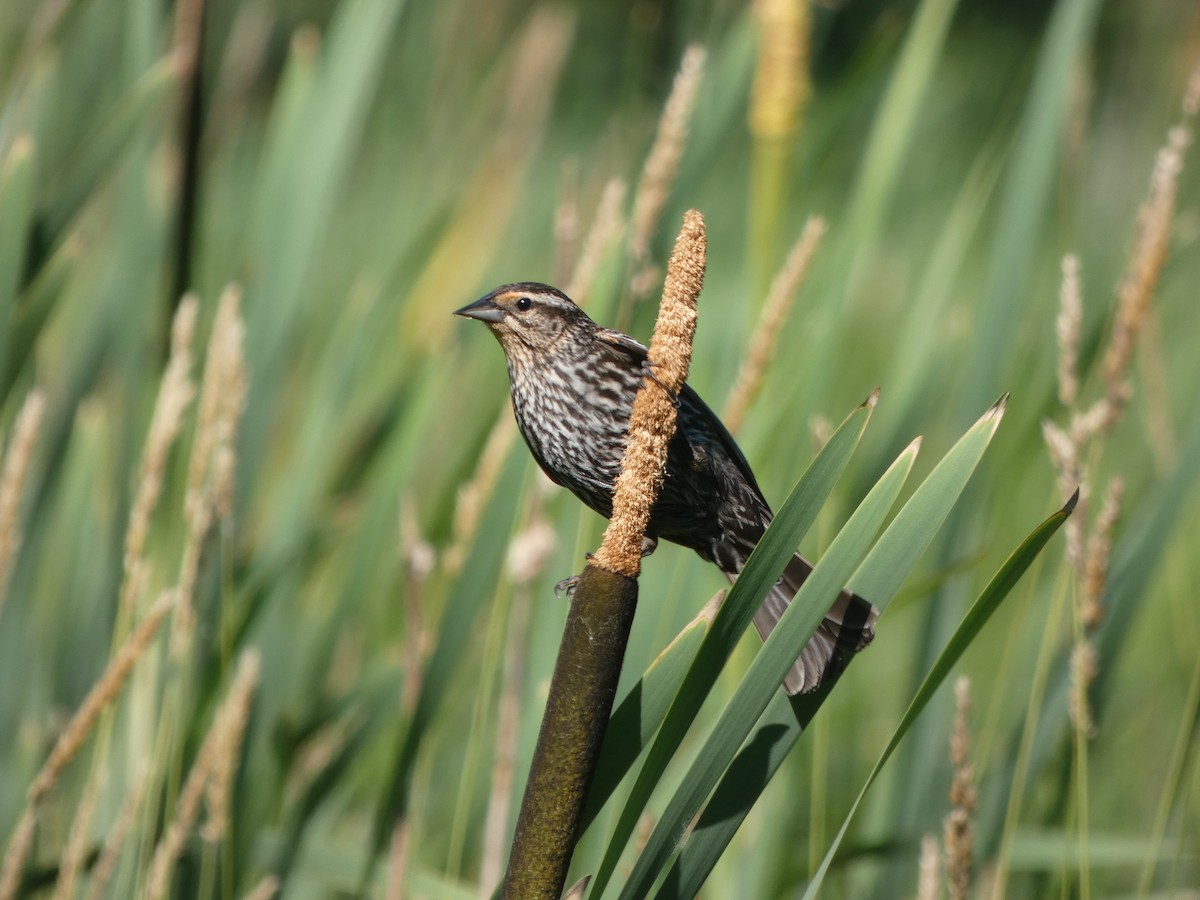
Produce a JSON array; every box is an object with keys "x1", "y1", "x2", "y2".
[{"x1": 170, "y1": 0, "x2": 207, "y2": 311}]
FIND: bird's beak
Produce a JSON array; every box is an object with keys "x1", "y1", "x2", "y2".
[{"x1": 454, "y1": 297, "x2": 505, "y2": 324}]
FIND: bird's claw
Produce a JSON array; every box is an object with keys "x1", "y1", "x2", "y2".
[
  {"x1": 555, "y1": 553, "x2": 594, "y2": 598},
  {"x1": 640, "y1": 359, "x2": 680, "y2": 408}
]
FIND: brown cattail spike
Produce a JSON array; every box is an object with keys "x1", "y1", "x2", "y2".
[
  {"x1": 944, "y1": 677, "x2": 976, "y2": 900},
  {"x1": 567, "y1": 176, "x2": 627, "y2": 304},
  {"x1": 593, "y1": 210, "x2": 705, "y2": 577},
  {"x1": 724, "y1": 216, "x2": 825, "y2": 432},
  {"x1": 749, "y1": 0, "x2": 811, "y2": 140}
]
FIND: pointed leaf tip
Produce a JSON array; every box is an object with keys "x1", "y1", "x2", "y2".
[
  {"x1": 989, "y1": 392, "x2": 1010, "y2": 415},
  {"x1": 695, "y1": 589, "x2": 726, "y2": 626},
  {"x1": 1063, "y1": 487, "x2": 1081, "y2": 515},
  {"x1": 563, "y1": 875, "x2": 591, "y2": 900},
  {"x1": 864, "y1": 387, "x2": 881, "y2": 409}
]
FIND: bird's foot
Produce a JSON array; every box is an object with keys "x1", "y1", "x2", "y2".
[
  {"x1": 554, "y1": 552, "x2": 597, "y2": 598},
  {"x1": 640, "y1": 359, "x2": 680, "y2": 408}
]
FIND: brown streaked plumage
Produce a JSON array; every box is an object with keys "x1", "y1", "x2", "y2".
[{"x1": 456, "y1": 282, "x2": 877, "y2": 694}]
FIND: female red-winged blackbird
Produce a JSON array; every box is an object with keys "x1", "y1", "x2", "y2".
[{"x1": 456, "y1": 282, "x2": 877, "y2": 694}]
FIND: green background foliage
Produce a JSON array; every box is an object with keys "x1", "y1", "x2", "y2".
[{"x1": 0, "y1": 0, "x2": 1197, "y2": 896}]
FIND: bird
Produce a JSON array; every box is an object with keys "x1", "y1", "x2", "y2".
[{"x1": 455, "y1": 282, "x2": 877, "y2": 694}]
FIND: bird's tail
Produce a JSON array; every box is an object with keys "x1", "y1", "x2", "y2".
[{"x1": 749, "y1": 552, "x2": 878, "y2": 695}]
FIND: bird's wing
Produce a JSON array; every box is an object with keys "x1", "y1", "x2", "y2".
[
  {"x1": 678, "y1": 385, "x2": 766, "y2": 501},
  {"x1": 595, "y1": 328, "x2": 649, "y2": 358},
  {"x1": 594, "y1": 327, "x2": 767, "y2": 504}
]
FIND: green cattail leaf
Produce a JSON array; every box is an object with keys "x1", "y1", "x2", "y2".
[
  {"x1": 41, "y1": 56, "x2": 178, "y2": 244},
  {"x1": 364, "y1": 442, "x2": 525, "y2": 888},
  {"x1": 0, "y1": 136, "x2": 35, "y2": 388},
  {"x1": 241, "y1": 0, "x2": 409, "y2": 485},
  {"x1": 847, "y1": 394, "x2": 1007, "y2": 605},
  {"x1": 587, "y1": 392, "x2": 875, "y2": 898},
  {"x1": 616, "y1": 434, "x2": 918, "y2": 900},
  {"x1": 0, "y1": 232, "x2": 77, "y2": 401},
  {"x1": 659, "y1": 396, "x2": 1015, "y2": 896},
  {"x1": 959, "y1": 0, "x2": 1103, "y2": 413},
  {"x1": 869, "y1": 147, "x2": 1003, "y2": 458},
  {"x1": 1007, "y1": 827, "x2": 1199, "y2": 872},
  {"x1": 797, "y1": 0, "x2": 961, "y2": 414},
  {"x1": 0, "y1": 136, "x2": 35, "y2": 309},
  {"x1": 656, "y1": 686, "x2": 798, "y2": 900},
  {"x1": 662, "y1": 496, "x2": 1076, "y2": 899},
  {"x1": 799, "y1": 491, "x2": 1076, "y2": 899}
]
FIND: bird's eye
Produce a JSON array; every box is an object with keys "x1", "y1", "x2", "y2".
[{"x1": 515, "y1": 296, "x2": 532, "y2": 312}]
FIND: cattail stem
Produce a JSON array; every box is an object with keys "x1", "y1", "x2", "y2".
[
  {"x1": 499, "y1": 565, "x2": 638, "y2": 899},
  {"x1": 501, "y1": 211, "x2": 705, "y2": 899}
]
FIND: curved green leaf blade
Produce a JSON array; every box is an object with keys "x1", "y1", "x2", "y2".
[
  {"x1": 848, "y1": 394, "x2": 1007, "y2": 606},
  {"x1": 0, "y1": 137, "x2": 35, "y2": 309},
  {"x1": 959, "y1": 0, "x2": 1102, "y2": 413},
  {"x1": 618, "y1": 438, "x2": 920, "y2": 900},
  {"x1": 655, "y1": 689, "x2": 803, "y2": 900},
  {"x1": 656, "y1": 395, "x2": 1008, "y2": 897},
  {"x1": 799, "y1": 0, "x2": 962, "y2": 412},
  {"x1": 979, "y1": 408, "x2": 1200, "y2": 860},
  {"x1": 586, "y1": 393, "x2": 876, "y2": 897},
  {"x1": 800, "y1": 491, "x2": 1077, "y2": 900}
]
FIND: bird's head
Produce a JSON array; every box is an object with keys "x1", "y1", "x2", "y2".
[{"x1": 454, "y1": 283, "x2": 591, "y2": 360}]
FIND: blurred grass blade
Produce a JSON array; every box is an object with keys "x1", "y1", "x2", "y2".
[
  {"x1": 1134, "y1": 645, "x2": 1200, "y2": 894},
  {"x1": 1094, "y1": 411, "x2": 1200, "y2": 720},
  {"x1": 0, "y1": 135, "x2": 35, "y2": 386},
  {"x1": 980, "y1": 409, "x2": 1200, "y2": 852},
  {"x1": 844, "y1": 0, "x2": 961, "y2": 248},
  {"x1": 1007, "y1": 827, "x2": 1200, "y2": 871},
  {"x1": 870, "y1": 145, "x2": 1002, "y2": 456},
  {"x1": 241, "y1": 0, "x2": 409, "y2": 480},
  {"x1": 0, "y1": 232, "x2": 76, "y2": 400},
  {"x1": 801, "y1": 0, "x2": 960, "y2": 409},
  {"x1": 616, "y1": 438, "x2": 919, "y2": 900},
  {"x1": 0, "y1": 136, "x2": 35, "y2": 303},
  {"x1": 41, "y1": 56, "x2": 178, "y2": 247},
  {"x1": 363, "y1": 444, "x2": 525, "y2": 888},
  {"x1": 959, "y1": 0, "x2": 1102, "y2": 412},
  {"x1": 656, "y1": 395, "x2": 1008, "y2": 896},
  {"x1": 273, "y1": 700, "x2": 384, "y2": 888},
  {"x1": 587, "y1": 394, "x2": 875, "y2": 897},
  {"x1": 800, "y1": 492, "x2": 1077, "y2": 900}
]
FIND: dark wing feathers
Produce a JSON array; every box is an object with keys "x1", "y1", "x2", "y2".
[
  {"x1": 594, "y1": 327, "x2": 766, "y2": 504},
  {"x1": 594, "y1": 328, "x2": 651, "y2": 359}
]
